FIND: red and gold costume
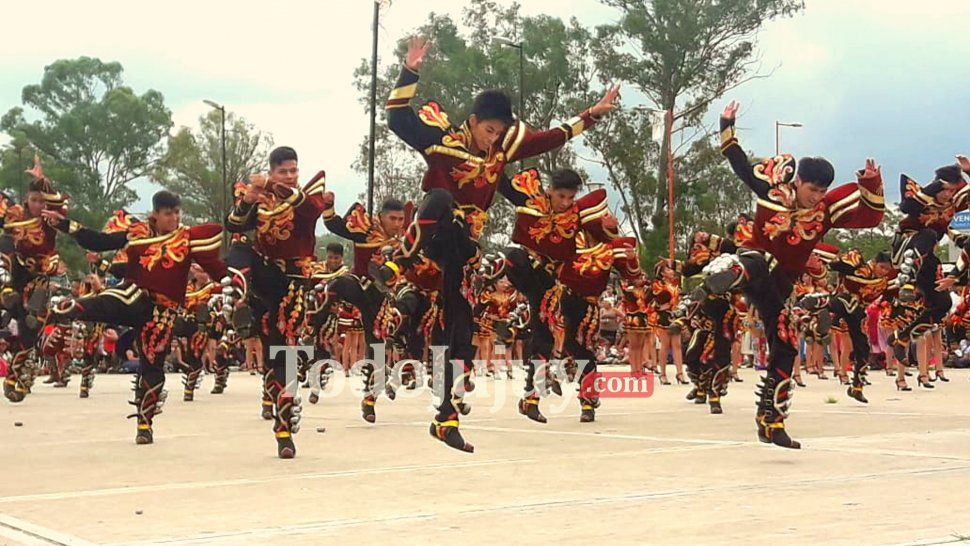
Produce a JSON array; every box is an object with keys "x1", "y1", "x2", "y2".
[
  {"x1": 501, "y1": 169, "x2": 624, "y2": 423},
  {"x1": 619, "y1": 279, "x2": 651, "y2": 334},
  {"x1": 711, "y1": 112, "x2": 884, "y2": 448},
  {"x1": 225, "y1": 172, "x2": 329, "y2": 458},
  {"x1": 52, "y1": 213, "x2": 228, "y2": 444},
  {"x1": 386, "y1": 60, "x2": 604, "y2": 451},
  {"x1": 0, "y1": 174, "x2": 68, "y2": 403}
]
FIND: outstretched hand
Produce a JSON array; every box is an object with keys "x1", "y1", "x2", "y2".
[
  {"x1": 721, "y1": 100, "x2": 740, "y2": 121},
  {"x1": 957, "y1": 154, "x2": 970, "y2": 172},
  {"x1": 41, "y1": 209, "x2": 65, "y2": 226},
  {"x1": 862, "y1": 157, "x2": 881, "y2": 178},
  {"x1": 242, "y1": 174, "x2": 268, "y2": 204},
  {"x1": 406, "y1": 36, "x2": 431, "y2": 72},
  {"x1": 25, "y1": 154, "x2": 43, "y2": 180},
  {"x1": 590, "y1": 84, "x2": 621, "y2": 118}
]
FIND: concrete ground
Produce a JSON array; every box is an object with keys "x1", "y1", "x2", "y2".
[{"x1": 2, "y1": 367, "x2": 970, "y2": 546}]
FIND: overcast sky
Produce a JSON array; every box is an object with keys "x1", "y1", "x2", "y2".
[{"x1": 1, "y1": 0, "x2": 967, "y2": 214}]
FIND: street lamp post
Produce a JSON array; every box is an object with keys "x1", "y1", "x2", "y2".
[
  {"x1": 367, "y1": 1, "x2": 384, "y2": 215},
  {"x1": 493, "y1": 36, "x2": 525, "y2": 169},
  {"x1": 775, "y1": 121, "x2": 803, "y2": 156},
  {"x1": 204, "y1": 99, "x2": 228, "y2": 251}
]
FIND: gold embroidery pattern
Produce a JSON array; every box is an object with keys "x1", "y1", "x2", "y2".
[
  {"x1": 258, "y1": 205, "x2": 295, "y2": 245},
  {"x1": 105, "y1": 210, "x2": 134, "y2": 233},
  {"x1": 10, "y1": 218, "x2": 45, "y2": 247},
  {"x1": 529, "y1": 212, "x2": 578, "y2": 244},
  {"x1": 766, "y1": 183, "x2": 797, "y2": 209},
  {"x1": 418, "y1": 102, "x2": 452, "y2": 131},
  {"x1": 754, "y1": 155, "x2": 796, "y2": 186},
  {"x1": 461, "y1": 208, "x2": 488, "y2": 240},
  {"x1": 450, "y1": 157, "x2": 504, "y2": 189},
  {"x1": 139, "y1": 229, "x2": 190, "y2": 271},
  {"x1": 345, "y1": 205, "x2": 372, "y2": 234},
  {"x1": 572, "y1": 244, "x2": 614, "y2": 277},
  {"x1": 763, "y1": 205, "x2": 826, "y2": 245}
]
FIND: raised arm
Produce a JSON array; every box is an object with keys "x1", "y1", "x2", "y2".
[
  {"x1": 47, "y1": 213, "x2": 128, "y2": 252},
  {"x1": 226, "y1": 180, "x2": 260, "y2": 233},
  {"x1": 189, "y1": 224, "x2": 229, "y2": 281},
  {"x1": 828, "y1": 158, "x2": 885, "y2": 229},
  {"x1": 898, "y1": 174, "x2": 938, "y2": 217},
  {"x1": 323, "y1": 198, "x2": 370, "y2": 244},
  {"x1": 504, "y1": 85, "x2": 617, "y2": 164},
  {"x1": 385, "y1": 37, "x2": 449, "y2": 153},
  {"x1": 719, "y1": 101, "x2": 773, "y2": 200}
]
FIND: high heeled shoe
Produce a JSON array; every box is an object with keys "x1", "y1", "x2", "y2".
[
  {"x1": 794, "y1": 377, "x2": 806, "y2": 387},
  {"x1": 895, "y1": 378, "x2": 912, "y2": 391},
  {"x1": 659, "y1": 375, "x2": 671, "y2": 385},
  {"x1": 917, "y1": 375, "x2": 935, "y2": 389},
  {"x1": 934, "y1": 371, "x2": 950, "y2": 383},
  {"x1": 676, "y1": 373, "x2": 689, "y2": 385},
  {"x1": 838, "y1": 374, "x2": 849, "y2": 385}
]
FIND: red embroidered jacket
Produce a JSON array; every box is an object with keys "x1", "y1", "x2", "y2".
[
  {"x1": 556, "y1": 237, "x2": 642, "y2": 299},
  {"x1": 226, "y1": 172, "x2": 327, "y2": 264},
  {"x1": 505, "y1": 169, "x2": 618, "y2": 263},
  {"x1": 720, "y1": 116, "x2": 885, "y2": 276},
  {"x1": 0, "y1": 188, "x2": 67, "y2": 275},
  {"x1": 897, "y1": 173, "x2": 970, "y2": 237},
  {"x1": 830, "y1": 249, "x2": 898, "y2": 304},
  {"x1": 323, "y1": 202, "x2": 402, "y2": 277},
  {"x1": 59, "y1": 218, "x2": 227, "y2": 308},
  {"x1": 386, "y1": 65, "x2": 599, "y2": 239}
]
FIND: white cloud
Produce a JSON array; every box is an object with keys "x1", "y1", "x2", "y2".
[{"x1": 3, "y1": 0, "x2": 969, "y2": 216}]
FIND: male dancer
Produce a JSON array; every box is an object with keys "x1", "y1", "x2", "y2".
[
  {"x1": 382, "y1": 36, "x2": 620, "y2": 451},
  {"x1": 502, "y1": 168, "x2": 622, "y2": 423},
  {"x1": 826, "y1": 249, "x2": 897, "y2": 403},
  {"x1": 225, "y1": 146, "x2": 326, "y2": 459},
  {"x1": 701, "y1": 100, "x2": 884, "y2": 448},
  {"x1": 1, "y1": 156, "x2": 68, "y2": 402},
  {"x1": 46, "y1": 191, "x2": 231, "y2": 445},
  {"x1": 323, "y1": 196, "x2": 406, "y2": 421}
]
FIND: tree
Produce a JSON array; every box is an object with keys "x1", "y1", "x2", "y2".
[
  {"x1": 153, "y1": 110, "x2": 274, "y2": 223},
  {"x1": 0, "y1": 57, "x2": 173, "y2": 227},
  {"x1": 590, "y1": 0, "x2": 804, "y2": 261},
  {"x1": 352, "y1": 0, "x2": 598, "y2": 248},
  {"x1": 673, "y1": 137, "x2": 754, "y2": 252}
]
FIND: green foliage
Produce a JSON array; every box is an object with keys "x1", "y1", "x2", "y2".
[
  {"x1": 589, "y1": 0, "x2": 805, "y2": 264},
  {"x1": 153, "y1": 110, "x2": 273, "y2": 224},
  {"x1": 354, "y1": 0, "x2": 597, "y2": 248},
  {"x1": 0, "y1": 57, "x2": 172, "y2": 227}
]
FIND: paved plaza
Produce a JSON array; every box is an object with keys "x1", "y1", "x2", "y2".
[{"x1": 2, "y1": 368, "x2": 969, "y2": 545}]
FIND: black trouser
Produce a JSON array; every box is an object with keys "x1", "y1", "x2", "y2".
[
  {"x1": 504, "y1": 247, "x2": 555, "y2": 397},
  {"x1": 393, "y1": 286, "x2": 442, "y2": 390},
  {"x1": 560, "y1": 290, "x2": 599, "y2": 399},
  {"x1": 173, "y1": 316, "x2": 205, "y2": 397},
  {"x1": 58, "y1": 286, "x2": 172, "y2": 428},
  {"x1": 1, "y1": 260, "x2": 50, "y2": 398},
  {"x1": 685, "y1": 296, "x2": 732, "y2": 396},
  {"x1": 405, "y1": 189, "x2": 480, "y2": 421},
  {"x1": 738, "y1": 252, "x2": 797, "y2": 380},
  {"x1": 324, "y1": 275, "x2": 386, "y2": 397},
  {"x1": 393, "y1": 287, "x2": 434, "y2": 361},
  {"x1": 829, "y1": 294, "x2": 869, "y2": 383}
]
